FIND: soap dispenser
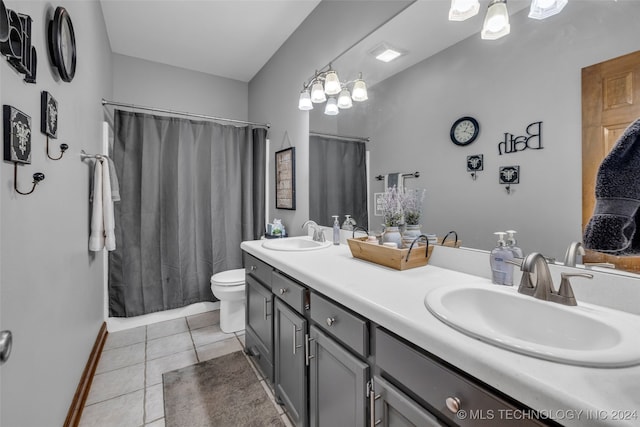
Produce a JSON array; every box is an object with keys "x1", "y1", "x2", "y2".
[
  {"x1": 506, "y1": 230, "x2": 523, "y2": 258},
  {"x1": 342, "y1": 214, "x2": 355, "y2": 231},
  {"x1": 332, "y1": 215, "x2": 340, "y2": 245},
  {"x1": 490, "y1": 232, "x2": 514, "y2": 286}
]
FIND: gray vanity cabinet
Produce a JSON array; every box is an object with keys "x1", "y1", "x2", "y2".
[
  {"x1": 372, "y1": 376, "x2": 444, "y2": 427},
  {"x1": 245, "y1": 272, "x2": 274, "y2": 381},
  {"x1": 274, "y1": 298, "x2": 308, "y2": 427},
  {"x1": 308, "y1": 324, "x2": 369, "y2": 427}
]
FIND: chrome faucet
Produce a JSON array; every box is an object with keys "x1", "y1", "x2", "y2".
[
  {"x1": 563, "y1": 241, "x2": 585, "y2": 267},
  {"x1": 302, "y1": 220, "x2": 326, "y2": 242},
  {"x1": 515, "y1": 252, "x2": 593, "y2": 306}
]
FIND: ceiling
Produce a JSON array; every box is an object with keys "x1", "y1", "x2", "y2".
[
  {"x1": 100, "y1": 0, "x2": 531, "y2": 85},
  {"x1": 99, "y1": 0, "x2": 321, "y2": 82}
]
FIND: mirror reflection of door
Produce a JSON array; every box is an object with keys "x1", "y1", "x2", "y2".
[
  {"x1": 308, "y1": 134, "x2": 368, "y2": 229},
  {"x1": 582, "y1": 50, "x2": 640, "y2": 273}
]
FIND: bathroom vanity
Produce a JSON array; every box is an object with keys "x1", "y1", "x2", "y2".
[{"x1": 241, "y1": 239, "x2": 640, "y2": 427}]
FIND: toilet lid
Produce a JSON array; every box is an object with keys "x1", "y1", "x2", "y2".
[{"x1": 211, "y1": 268, "x2": 245, "y2": 286}]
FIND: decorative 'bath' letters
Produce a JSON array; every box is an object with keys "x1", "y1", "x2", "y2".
[
  {"x1": 0, "y1": 8, "x2": 37, "y2": 83},
  {"x1": 498, "y1": 121, "x2": 543, "y2": 155}
]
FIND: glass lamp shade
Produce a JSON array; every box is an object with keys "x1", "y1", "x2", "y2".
[
  {"x1": 310, "y1": 81, "x2": 327, "y2": 103},
  {"x1": 528, "y1": 0, "x2": 567, "y2": 19},
  {"x1": 481, "y1": 0, "x2": 510, "y2": 40},
  {"x1": 351, "y1": 79, "x2": 368, "y2": 102},
  {"x1": 298, "y1": 90, "x2": 313, "y2": 110},
  {"x1": 324, "y1": 97, "x2": 339, "y2": 115},
  {"x1": 337, "y1": 88, "x2": 353, "y2": 109},
  {"x1": 324, "y1": 71, "x2": 341, "y2": 95},
  {"x1": 448, "y1": 0, "x2": 480, "y2": 21}
]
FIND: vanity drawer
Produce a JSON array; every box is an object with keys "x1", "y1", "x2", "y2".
[
  {"x1": 272, "y1": 271, "x2": 307, "y2": 314},
  {"x1": 310, "y1": 292, "x2": 368, "y2": 357},
  {"x1": 243, "y1": 252, "x2": 272, "y2": 286},
  {"x1": 375, "y1": 328, "x2": 549, "y2": 427}
]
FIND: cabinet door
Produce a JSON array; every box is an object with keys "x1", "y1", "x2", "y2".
[
  {"x1": 274, "y1": 299, "x2": 308, "y2": 427},
  {"x1": 309, "y1": 325, "x2": 369, "y2": 427},
  {"x1": 245, "y1": 275, "x2": 273, "y2": 380},
  {"x1": 372, "y1": 376, "x2": 443, "y2": 427}
]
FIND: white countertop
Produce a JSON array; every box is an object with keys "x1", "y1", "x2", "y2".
[{"x1": 241, "y1": 239, "x2": 640, "y2": 427}]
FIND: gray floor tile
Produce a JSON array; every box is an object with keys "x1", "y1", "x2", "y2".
[
  {"x1": 145, "y1": 383, "x2": 164, "y2": 424},
  {"x1": 146, "y1": 349, "x2": 198, "y2": 386},
  {"x1": 80, "y1": 390, "x2": 144, "y2": 427},
  {"x1": 186, "y1": 310, "x2": 220, "y2": 330},
  {"x1": 190, "y1": 324, "x2": 233, "y2": 347},
  {"x1": 96, "y1": 342, "x2": 145, "y2": 374},
  {"x1": 196, "y1": 336, "x2": 242, "y2": 362},
  {"x1": 146, "y1": 331, "x2": 193, "y2": 360},
  {"x1": 86, "y1": 363, "x2": 145, "y2": 405},
  {"x1": 146, "y1": 317, "x2": 189, "y2": 340},
  {"x1": 103, "y1": 326, "x2": 146, "y2": 350},
  {"x1": 235, "y1": 332, "x2": 246, "y2": 348}
]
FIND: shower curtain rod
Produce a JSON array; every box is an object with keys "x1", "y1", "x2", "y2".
[
  {"x1": 101, "y1": 99, "x2": 270, "y2": 129},
  {"x1": 309, "y1": 131, "x2": 369, "y2": 142}
]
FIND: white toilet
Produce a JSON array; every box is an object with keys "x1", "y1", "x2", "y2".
[{"x1": 210, "y1": 268, "x2": 246, "y2": 333}]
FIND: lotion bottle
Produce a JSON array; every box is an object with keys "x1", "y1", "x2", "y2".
[
  {"x1": 490, "y1": 232, "x2": 514, "y2": 286},
  {"x1": 506, "y1": 230, "x2": 523, "y2": 258},
  {"x1": 332, "y1": 215, "x2": 340, "y2": 245}
]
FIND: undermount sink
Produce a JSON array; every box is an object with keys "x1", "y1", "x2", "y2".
[
  {"x1": 425, "y1": 284, "x2": 640, "y2": 367},
  {"x1": 262, "y1": 236, "x2": 332, "y2": 251}
]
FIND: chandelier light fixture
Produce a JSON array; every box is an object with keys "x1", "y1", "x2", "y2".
[
  {"x1": 298, "y1": 65, "x2": 368, "y2": 115},
  {"x1": 448, "y1": 0, "x2": 569, "y2": 40}
]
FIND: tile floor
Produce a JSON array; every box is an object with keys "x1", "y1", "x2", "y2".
[{"x1": 79, "y1": 310, "x2": 293, "y2": 427}]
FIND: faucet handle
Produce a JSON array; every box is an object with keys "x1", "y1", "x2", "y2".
[{"x1": 555, "y1": 273, "x2": 593, "y2": 306}]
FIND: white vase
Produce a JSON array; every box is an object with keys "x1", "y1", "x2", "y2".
[
  {"x1": 382, "y1": 226, "x2": 403, "y2": 248},
  {"x1": 402, "y1": 224, "x2": 422, "y2": 248}
]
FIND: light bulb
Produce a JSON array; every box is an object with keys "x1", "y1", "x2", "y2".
[
  {"x1": 310, "y1": 81, "x2": 326, "y2": 103},
  {"x1": 337, "y1": 88, "x2": 352, "y2": 109},
  {"x1": 324, "y1": 97, "x2": 339, "y2": 115},
  {"x1": 351, "y1": 79, "x2": 368, "y2": 102},
  {"x1": 528, "y1": 0, "x2": 568, "y2": 19},
  {"x1": 481, "y1": 0, "x2": 510, "y2": 40},
  {"x1": 298, "y1": 90, "x2": 313, "y2": 111},
  {"x1": 324, "y1": 71, "x2": 341, "y2": 95},
  {"x1": 449, "y1": 0, "x2": 480, "y2": 21}
]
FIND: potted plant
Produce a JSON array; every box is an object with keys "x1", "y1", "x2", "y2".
[
  {"x1": 401, "y1": 189, "x2": 426, "y2": 244},
  {"x1": 380, "y1": 186, "x2": 404, "y2": 247}
]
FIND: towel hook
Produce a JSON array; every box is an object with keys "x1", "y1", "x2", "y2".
[
  {"x1": 13, "y1": 163, "x2": 45, "y2": 195},
  {"x1": 46, "y1": 135, "x2": 68, "y2": 160}
]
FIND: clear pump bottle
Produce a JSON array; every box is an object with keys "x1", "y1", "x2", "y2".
[
  {"x1": 332, "y1": 215, "x2": 340, "y2": 245},
  {"x1": 490, "y1": 232, "x2": 514, "y2": 286},
  {"x1": 505, "y1": 230, "x2": 523, "y2": 258}
]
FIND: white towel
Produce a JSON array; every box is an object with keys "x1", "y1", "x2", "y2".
[
  {"x1": 384, "y1": 173, "x2": 405, "y2": 192},
  {"x1": 89, "y1": 160, "x2": 104, "y2": 251},
  {"x1": 89, "y1": 159, "x2": 116, "y2": 252}
]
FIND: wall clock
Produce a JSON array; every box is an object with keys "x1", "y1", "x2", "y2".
[
  {"x1": 48, "y1": 6, "x2": 76, "y2": 82},
  {"x1": 450, "y1": 116, "x2": 479, "y2": 146}
]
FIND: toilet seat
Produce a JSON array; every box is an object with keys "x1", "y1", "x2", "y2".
[{"x1": 211, "y1": 268, "x2": 245, "y2": 287}]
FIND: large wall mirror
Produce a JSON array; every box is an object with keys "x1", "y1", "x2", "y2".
[{"x1": 309, "y1": 0, "x2": 640, "y2": 276}]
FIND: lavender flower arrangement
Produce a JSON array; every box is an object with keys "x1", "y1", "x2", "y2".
[
  {"x1": 401, "y1": 188, "x2": 426, "y2": 226},
  {"x1": 381, "y1": 186, "x2": 404, "y2": 227}
]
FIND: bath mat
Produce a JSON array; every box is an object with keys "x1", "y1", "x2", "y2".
[{"x1": 163, "y1": 351, "x2": 284, "y2": 427}]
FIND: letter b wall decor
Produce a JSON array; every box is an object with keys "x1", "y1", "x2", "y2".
[{"x1": 0, "y1": 2, "x2": 37, "y2": 83}]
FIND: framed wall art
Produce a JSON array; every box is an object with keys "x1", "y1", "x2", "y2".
[
  {"x1": 275, "y1": 147, "x2": 296, "y2": 210},
  {"x1": 41, "y1": 91, "x2": 58, "y2": 138},
  {"x1": 3, "y1": 105, "x2": 32, "y2": 164}
]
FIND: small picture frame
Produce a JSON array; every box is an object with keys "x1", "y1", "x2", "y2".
[
  {"x1": 374, "y1": 192, "x2": 385, "y2": 217},
  {"x1": 41, "y1": 91, "x2": 58, "y2": 138},
  {"x1": 499, "y1": 165, "x2": 520, "y2": 184},
  {"x1": 467, "y1": 154, "x2": 484, "y2": 172},
  {"x1": 3, "y1": 105, "x2": 32, "y2": 164},
  {"x1": 275, "y1": 147, "x2": 296, "y2": 210}
]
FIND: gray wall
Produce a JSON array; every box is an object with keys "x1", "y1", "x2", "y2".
[
  {"x1": 249, "y1": 1, "x2": 412, "y2": 235},
  {"x1": 338, "y1": 1, "x2": 640, "y2": 260},
  {"x1": 112, "y1": 54, "x2": 248, "y2": 121},
  {"x1": 0, "y1": 1, "x2": 113, "y2": 425}
]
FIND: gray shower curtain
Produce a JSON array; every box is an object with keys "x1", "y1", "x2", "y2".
[
  {"x1": 108, "y1": 110, "x2": 266, "y2": 317},
  {"x1": 309, "y1": 135, "x2": 367, "y2": 229}
]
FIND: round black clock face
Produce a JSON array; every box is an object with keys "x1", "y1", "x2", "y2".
[
  {"x1": 48, "y1": 7, "x2": 76, "y2": 82},
  {"x1": 450, "y1": 116, "x2": 479, "y2": 146}
]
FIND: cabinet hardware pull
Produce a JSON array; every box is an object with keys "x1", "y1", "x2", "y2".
[
  {"x1": 369, "y1": 381, "x2": 375, "y2": 427},
  {"x1": 293, "y1": 325, "x2": 303, "y2": 355},
  {"x1": 250, "y1": 265, "x2": 257, "y2": 271},
  {"x1": 305, "y1": 335, "x2": 315, "y2": 366},
  {"x1": 445, "y1": 396, "x2": 461, "y2": 413},
  {"x1": 279, "y1": 288, "x2": 288, "y2": 295},
  {"x1": 264, "y1": 298, "x2": 271, "y2": 320},
  {"x1": 326, "y1": 317, "x2": 335, "y2": 326}
]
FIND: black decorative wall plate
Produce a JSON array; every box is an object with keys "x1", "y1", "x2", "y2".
[
  {"x1": 3, "y1": 105, "x2": 32, "y2": 164},
  {"x1": 467, "y1": 154, "x2": 484, "y2": 172},
  {"x1": 41, "y1": 91, "x2": 58, "y2": 138},
  {"x1": 499, "y1": 166, "x2": 520, "y2": 184}
]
